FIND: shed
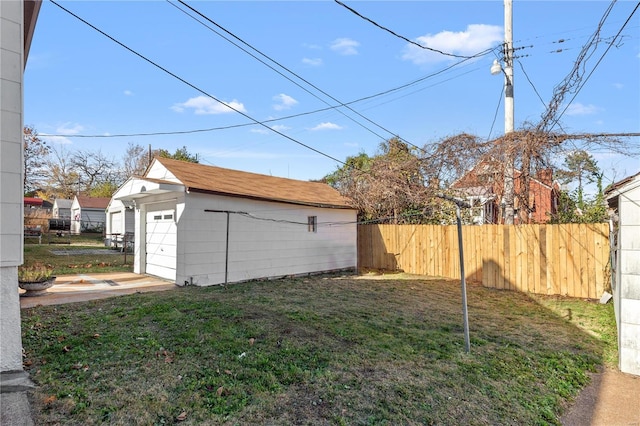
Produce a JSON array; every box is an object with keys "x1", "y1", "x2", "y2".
[
  {"x1": 105, "y1": 199, "x2": 135, "y2": 247},
  {"x1": 52, "y1": 198, "x2": 73, "y2": 219},
  {"x1": 70, "y1": 195, "x2": 110, "y2": 234},
  {"x1": 112, "y1": 157, "x2": 358, "y2": 286},
  {"x1": 605, "y1": 171, "x2": 640, "y2": 376}
]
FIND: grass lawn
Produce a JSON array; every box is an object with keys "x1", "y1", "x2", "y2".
[
  {"x1": 21, "y1": 274, "x2": 616, "y2": 425},
  {"x1": 23, "y1": 233, "x2": 133, "y2": 275}
]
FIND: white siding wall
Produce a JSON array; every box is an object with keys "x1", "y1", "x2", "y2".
[
  {"x1": 617, "y1": 181, "x2": 640, "y2": 375},
  {"x1": 106, "y1": 200, "x2": 134, "y2": 236},
  {"x1": 176, "y1": 193, "x2": 357, "y2": 286},
  {"x1": 0, "y1": 0, "x2": 25, "y2": 371}
]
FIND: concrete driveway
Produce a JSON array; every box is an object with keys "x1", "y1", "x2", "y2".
[{"x1": 20, "y1": 272, "x2": 177, "y2": 309}]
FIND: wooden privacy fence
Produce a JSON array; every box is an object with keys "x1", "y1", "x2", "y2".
[{"x1": 357, "y1": 223, "x2": 610, "y2": 299}]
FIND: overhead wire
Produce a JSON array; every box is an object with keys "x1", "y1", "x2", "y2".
[
  {"x1": 47, "y1": 0, "x2": 468, "y2": 193},
  {"x1": 46, "y1": 0, "x2": 637, "y2": 216},
  {"x1": 49, "y1": 0, "x2": 497, "y2": 187},
  {"x1": 48, "y1": 0, "x2": 346, "y2": 166},
  {"x1": 172, "y1": 0, "x2": 464, "y2": 157},
  {"x1": 334, "y1": 0, "x2": 477, "y2": 59},
  {"x1": 168, "y1": 0, "x2": 394, "y2": 144},
  {"x1": 47, "y1": 60, "x2": 489, "y2": 140},
  {"x1": 549, "y1": 1, "x2": 640, "y2": 132}
]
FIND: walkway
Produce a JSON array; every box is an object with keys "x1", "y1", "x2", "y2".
[{"x1": 20, "y1": 272, "x2": 176, "y2": 309}]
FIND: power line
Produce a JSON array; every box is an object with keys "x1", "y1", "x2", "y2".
[
  {"x1": 334, "y1": 0, "x2": 479, "y2": 59},
  {"x1": 172, "y1": 0, "x2": 425, "y2": 154},
  {"x1": 48, "y1": 1, "x2": 467, "y2": 195},
  {"x1": 550, "y1": 1, "x2": 640, "y2": 132},
  {"x1": 47, "y1": 60, "x2": 487, "y2": 140},
  {"x1": 168, "y1": 0, "x2": 394, "y2": 144},
  {"x1": 487, "y1": 84, "x2": 504, "y2": 141},
  {"x1": 49, "y1": 0, "x2": 345, "y2": 166},
  {"x1": 536, "y1": 0, "x2": 618, "y2": 133}
]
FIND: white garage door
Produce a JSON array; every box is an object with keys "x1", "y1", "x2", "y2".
[
  {"x1": 145, "y1": 209, "x2": 177, "y2": 281},
  {"x1": 110, "y1": 211, "x2": 122, "y2": 235}
]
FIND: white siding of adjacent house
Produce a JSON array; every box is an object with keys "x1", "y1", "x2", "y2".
[
  {"x1": 613, "y1": 179, "x2": 640, "y2": 376},
  {"x1": 175, "y1": 192, "x2": 357, "y2": 286},
  {"x1": 1, "y1": 0, "x2": 26, "y2": 371},
  {"x1": 71, "y1": 207, "x2": 106, "y2": 234}
]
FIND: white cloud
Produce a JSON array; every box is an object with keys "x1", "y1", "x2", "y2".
[
  {"x1": 172, "y1": 95, "x2": 246, "y2": 115},
  {"x1": 249, "y1": 124, "x2": 291, "y2": 134},
  {"x1": 310, "y1": 122, "x2": 343, "y2": 131},
  {"x1": 124, "y1": 90, "x2": 133, "y2": 96},
  {"x1": 302, "y1": 42, "x2": 322, "y2": 50},
  {"x1": 271, "y1": 124, "x2": 291, "y2": 132},
  {"x1": 613, "y1": 83, "x2": 623, "y2": 90},
  {"x1": 272, "y1": 94, "x2": 298, "y2": 111},
  {"x1": 56, "y1": 122, "x2": 84, "y2": 135},
  {"x1": 41, "y1": 135, "x2": 73, "y2": 145},
  {"x1": 302, "y1": 57, "x2": 323, "y2": 67},
  {"x1": 402, "y1": 24, "x2": 502, "y2": 64},
  {"x1": 330, "y1": 38, "x2": 360, "y2": 56},
  {"x1": 565, "y1": 103, "x2": 600, "y2": 116}
]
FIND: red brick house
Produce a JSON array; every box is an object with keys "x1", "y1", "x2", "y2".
[{"x1": 451, "y1": 160, "x2": 560, "y2": 224}]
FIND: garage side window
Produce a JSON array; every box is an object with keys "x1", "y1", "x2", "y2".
[{"x1": 308, "y1": 216, "x2": 317, "y2": 233}]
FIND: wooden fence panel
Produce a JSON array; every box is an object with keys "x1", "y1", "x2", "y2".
[{"x1": 357, "y1": 223, "x2": 610, "y2": 299}]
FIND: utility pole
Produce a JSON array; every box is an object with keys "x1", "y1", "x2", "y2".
[{"x1": 502, "y1": 0, "x2": 515, "y2": 224}]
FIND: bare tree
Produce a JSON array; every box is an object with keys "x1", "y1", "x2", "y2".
[
  {"x1": 122, "y1": 142, "x2": 151, "y2": 178},
  {"x1": 23, "y1": 125, "x2": 50, "y2": 194},
  {"x1": 71, "y1": 149, "x2": 117, "y2": 193},
  {"x1": 41, "y1": 146, "x2": 80, "y2": 200}
]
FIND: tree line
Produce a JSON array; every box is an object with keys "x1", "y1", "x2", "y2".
[
  {"x1": 23, "y1": 125, "x2": 198, "y2": 200},
  {"x1": 24, "y1": 125, "x2": 619, "y2": 224}
]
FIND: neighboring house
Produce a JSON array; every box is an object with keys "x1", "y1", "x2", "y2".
[
  {"x1": 605, "y1": 171, "x2": 640, "y2": 376},
  {"x1": 52, "y1": 198, "x2": 73, "y2": 218},
  {"x1": 105, "y1": 199, "x2": 135, "y2": 246},
  {"x1": 451, "y1": 160, "x2": 560, "y2": 224},
  {"x1": 70, "y1": 195, "x2": 110, "y2": 234},
  {"x1": 24, "y1": 196, "x2": 42, "y2": 209},
  {"x1": 1, "y1": 0, "x2": 41, "y2": 388},
  {"x1": 23, "y1": 196, "x2": 52, "y2": 212},
  {"x1": 112, "y1": 157, "x2": 358, "y2": 285}
]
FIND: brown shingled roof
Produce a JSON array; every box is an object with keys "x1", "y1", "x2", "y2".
[
  {"x1": 76, "y1": 195, "x2": 110, "y2": 209},
  {"x1": 152, "y1": 157, "x2": 353, "y2": 209}
]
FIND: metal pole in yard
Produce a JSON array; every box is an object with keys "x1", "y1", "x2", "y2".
[
  {"x1": 456, "y1": 204, "x2": 471, "y2": 353},
  {"x1": 439, "y1": 193, "x2": 472, "y2": 353}
]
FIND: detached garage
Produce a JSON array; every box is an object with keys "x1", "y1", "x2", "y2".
[{"x1": 112, "y1": 157, "x2": 357, "y2": 285}]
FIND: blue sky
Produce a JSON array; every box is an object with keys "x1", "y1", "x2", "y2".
[{"x1": 25, "y1": 1, "x2": 639, "y2": 190}]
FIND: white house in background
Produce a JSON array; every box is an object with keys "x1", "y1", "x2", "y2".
[
  {"x1": 605, "y1": 171, "x2": 640, "y2": 376},
  {"x1": 105, "y1": 198, "x2": 135, "y2": 246},
  {"x1": 52, "y1": 198, "x2": 72, "y2": 219},
  {"x1": 1, "y1": 0, "x2": 41, "y2": 389},
  {"x1": 70, "y1": 195, "x2": 110, "y2": 234},
  {"x1": 112, "y1": 157, "x2": 358, "y2": 286}
]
